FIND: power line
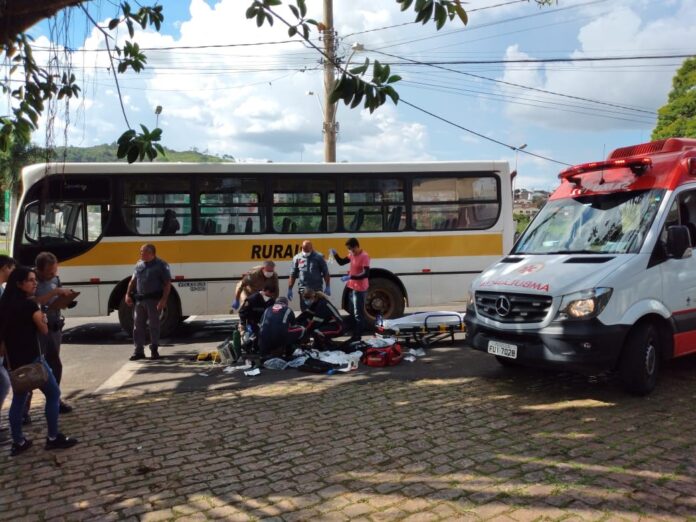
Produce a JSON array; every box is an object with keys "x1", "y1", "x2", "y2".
[
  {"x1": 401, "y1": 80, "x2": 655, "y2": 125},
  {"x1": 370, "y1": 48, "x2": 657, "y2": 115},
  {"x1": 399, "y1": 98, "x2": 571, "y2": 166},
  {"x1": 385, "y1": 52, "x2": 696, "y2": 65},
  {"x1": 343, "y1": 0, "x2": 529, "y2": 38},
  {"x1": 371, "y1": 0, "x2": 609, "y2": 51}
]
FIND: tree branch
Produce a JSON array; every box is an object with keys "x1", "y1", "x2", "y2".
[
  {"x1": 0, "y1": 0, "x2": 87, "y2": 43},
  {"x1": 78, "y1": 4, "x2": 131, "y2": 129}
]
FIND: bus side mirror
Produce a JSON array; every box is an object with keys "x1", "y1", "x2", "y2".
[{"x1": 667, "y1": 225, "x2": 692, "y2": 259}]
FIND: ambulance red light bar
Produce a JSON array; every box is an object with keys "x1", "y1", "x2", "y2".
[{"x1": 559, "y1": 157, "x2": 652, "y2": 179}]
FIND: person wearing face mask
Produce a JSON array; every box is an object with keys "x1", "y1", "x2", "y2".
[
  {"x1": 296, "y1": 288, "x2": 344, "y2": 349},
  {"x1": 230, "y1": 260, "x2": 279, "y2": 312},
  {"x1": 238, "y1": 283, "x2": 276, "y2": 338},
  {"x1": 287, "y1": 240, "x2": 331, "y2": 311}
]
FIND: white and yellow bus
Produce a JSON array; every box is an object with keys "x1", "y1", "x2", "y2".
[{"x1": 10, "y1": 161, "x2": 514, "y2": 336}]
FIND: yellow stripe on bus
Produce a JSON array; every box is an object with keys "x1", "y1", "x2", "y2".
[{"x1": 61, "y1": 234, "x2": 503, "y2": 266}]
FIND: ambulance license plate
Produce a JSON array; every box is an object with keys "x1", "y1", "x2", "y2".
[{"x1": 487, "y1": 340, "x2": 518, "y2": 359}]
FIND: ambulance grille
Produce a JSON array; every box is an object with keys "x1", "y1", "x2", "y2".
[{"x1": 475, "y1": 291, "x2": 553, "y2": 323}]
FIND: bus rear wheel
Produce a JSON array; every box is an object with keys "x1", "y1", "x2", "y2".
[
  {"x1": 365, "y1": 278, "x2": 405, "y2": 322},
  {"x1": 619, "y1": 322, "x2": 659, "y2": 396},
  {"x1": 117, "y1": 292, "x2": 181, "y2": 339}
]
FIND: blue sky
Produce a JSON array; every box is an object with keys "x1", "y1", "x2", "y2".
[{"x1": 27, "y1": 0, "x2": 696, "y2": 190}]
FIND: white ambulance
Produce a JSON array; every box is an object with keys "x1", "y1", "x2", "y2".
[{"x1": 465, "y1": 138, "x2": 696, "y2": 395}]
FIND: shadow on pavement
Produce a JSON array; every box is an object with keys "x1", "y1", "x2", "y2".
[{"x1": 6, "y1": 350, "x2": 696, "y2": 520}]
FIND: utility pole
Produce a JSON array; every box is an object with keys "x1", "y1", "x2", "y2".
[{"x1": 322, "y1": 0, "x2": 337, "y2": 162}]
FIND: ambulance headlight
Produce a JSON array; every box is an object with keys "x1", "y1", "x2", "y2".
[
  {"x1": 466, "y1": 289, "x2": 475, "y2": 310},
  {"x1": 557, "y1": 288, "x2": 612, "y2": 320}
]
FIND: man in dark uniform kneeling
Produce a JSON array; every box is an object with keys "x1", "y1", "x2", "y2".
[{"x1": 258, "y1": 297, "x2": 304, "y2": 360}]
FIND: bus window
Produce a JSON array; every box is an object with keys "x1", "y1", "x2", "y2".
[
  {"x1": 199, "y1": 177, "x2": 265, "y2": 234},
  {"x1": 122, "y1": 177, "x2": 192, "y2": 235},
  {"x1": 272, "y1": 178, "x2": 337, "y2": 234},
  {"x1": 412, "y1": 175, "x2": 500, "y2": 230},
  {"x1": 21, "y1": 201, "x2": 105, "y2": 244},
  {"x1": 344, "y1": 178, "x2": 404, "y2": 232}
]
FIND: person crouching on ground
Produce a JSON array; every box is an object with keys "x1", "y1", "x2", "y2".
[
  {"x1": 0, "y1": 266, "x2": 78, "y2": 457},
  {"x1": 125, "y1": 244, "x2": 172, "y2": 361},
  {"x1": 230, "y1": 260, "x2": 279, "y2": 312},
  {"x1": 258, "y1": 297, "x2": 305, "y2": 361},
  {"x1": 238, "y1": 283, "x2": 276, "y2": 347},
  {"x1": 296, "y1": 288, "x2": 344, "y2": 349}
]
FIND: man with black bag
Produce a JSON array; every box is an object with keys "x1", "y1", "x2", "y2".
[{"x1": 125, "y1": 244, "x2": 172, "y2": 361}]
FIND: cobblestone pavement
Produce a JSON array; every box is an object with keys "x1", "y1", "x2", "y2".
[{"x1": 2, "y1": 346, "x2": 696, "y2": 521}]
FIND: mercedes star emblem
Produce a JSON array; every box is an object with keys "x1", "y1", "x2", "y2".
[{"x1": 495, "y1": 296, "x2": 511, "y2": 317}]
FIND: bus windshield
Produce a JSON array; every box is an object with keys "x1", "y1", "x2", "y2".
[{"x1": 513, "y1": 189, "x2": 664, "y2": 255}]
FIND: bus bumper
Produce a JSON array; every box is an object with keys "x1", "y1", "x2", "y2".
[{"x1": 465, "y1": 315, "x2": 629, "y2": 374}]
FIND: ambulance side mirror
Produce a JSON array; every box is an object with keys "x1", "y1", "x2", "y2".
[{"x1": 666, "y1": 225, "x2": 692, "y2": 259}]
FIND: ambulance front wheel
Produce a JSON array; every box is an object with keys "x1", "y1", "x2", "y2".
[{"x1": 619, "y1": 322, "x2": 659, "y2": 396}]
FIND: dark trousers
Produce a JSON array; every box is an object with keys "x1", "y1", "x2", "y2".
[
  {"x1": 133, "y1": 299, "x2": 160, "y2": 352},
  {"x1": 25, "y1": 329, "x2": 62, "y2": 415},
  {"x1": 12, "y1": 358, "x2": 61, "y2": 443},
  {"x1": 348, "y1": 290, "x2": 367, "y2": 338}
]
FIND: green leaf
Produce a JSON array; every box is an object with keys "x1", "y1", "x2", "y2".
[
  {"x1": 126, "y1": 20, "x2": 134, "y2": 38},
  {"x1": 127, "y1": 146, "x2": 139, "y2": 163},
  {"x1": 108, "y1": 18, "x2": 120, "y2": 30},
  {"x1": 256, "y1": 11, "x2": 265, "y2": 27},
  {"x1": 328, "y1": 77, "x2": 344, "y2": 105},
  {"x1": 387, "y1": 74, "x2": 402, "y2": 84},
  {"x1": 350, "y1": 89, "x2": 364, "y2": 109},
  {"x1": 245, "y1": 5, "x2": 257, "y2": 19},
  {"x1": 298, "y1": 0, "x2": 307, "y2": 17},
  {"x1": 349, "y1": 64, "x2": 368, "y2": 75},
  {"x1": 454, "y1": 2, "x2": 468, "y2": 25},
  {"x1": 288, "y1": 26, "x2": 297, "y2": 37},
  {"x1": 383, "y1": 85, "x2": 399, "y2": 105},
  {"x1": 289, "y1": 5, "x2": 299, "y2": 18},
  {"x1": 435, "y1": 3, "x2": 446, "y2": 30}
]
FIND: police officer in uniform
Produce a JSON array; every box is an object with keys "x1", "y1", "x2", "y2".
[
  {"x1": 287, "y1": 240, "x2": 331, "y2": 311},
  {"x1": 125, "y1": 244, "x2": 172, "y2": 360}
]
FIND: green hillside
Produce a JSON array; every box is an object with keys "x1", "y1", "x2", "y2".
[{"x1": 54, "y1": 144, "x2": 233, "y2": 163}]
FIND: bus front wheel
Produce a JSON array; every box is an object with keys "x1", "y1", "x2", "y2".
[
  {"x1": 365, "y1": 278, "x2": 405, "y2": 321},
  {"x1": 117, "y1": 292, "x2": 181, "y2": 339}
]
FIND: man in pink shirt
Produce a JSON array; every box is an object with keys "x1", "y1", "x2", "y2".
[{"x1": 330, "y1": 237, "x2": 370, "y2": 340}]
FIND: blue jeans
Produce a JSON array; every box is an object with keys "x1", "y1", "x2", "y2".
[
  {"x1": 0, "y1": 357, "x2": 9, "y2": 429},
  {"x1": 9, "y1": 358, "x2": 61, "y2": 443},
  {"x1": 348, "y1": 290, "x2": 367, "y2": 338}
]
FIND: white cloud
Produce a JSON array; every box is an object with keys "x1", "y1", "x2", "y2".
[
  {"x1": 499, "y1": 0, "x2": 696, "y2": 131},
  {"x1": 29, "y1": 0, "x2": 432, "y2": 162}
]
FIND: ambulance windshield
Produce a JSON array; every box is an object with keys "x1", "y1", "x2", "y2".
[{"x1": 513, "y1": 189, "x2": 664, "y2": 255}]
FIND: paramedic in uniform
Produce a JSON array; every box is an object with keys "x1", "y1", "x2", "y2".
[
  {"x1": 296, "y1": 288, "x2": 344, "y2": 349},
  {"x1": 230, "y1": 260, "x2": 279, "y2": 311},
  {"x1": 258, "y1": 297, "x2": 305, "y2": 360},
  {"x1": 330, "y1": 237, "x2": 370, "y2": 340},
  {"x1": 238, "y1": 282, "x2": 276, "y2": 337},
  {"x1": 125, "y1": 244, "x2": 172, "y2": 361},
  {"x1": 287, "y1": 240, "x2": 331, "y2": 311}
]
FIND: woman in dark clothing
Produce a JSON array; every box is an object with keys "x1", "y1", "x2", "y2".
[
  {"x1": 0, "y1": 267, "x2": 78, "y2": 457},
  {"x1": 297, "y1": 288, "x2": 344, "y2": 348}
]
